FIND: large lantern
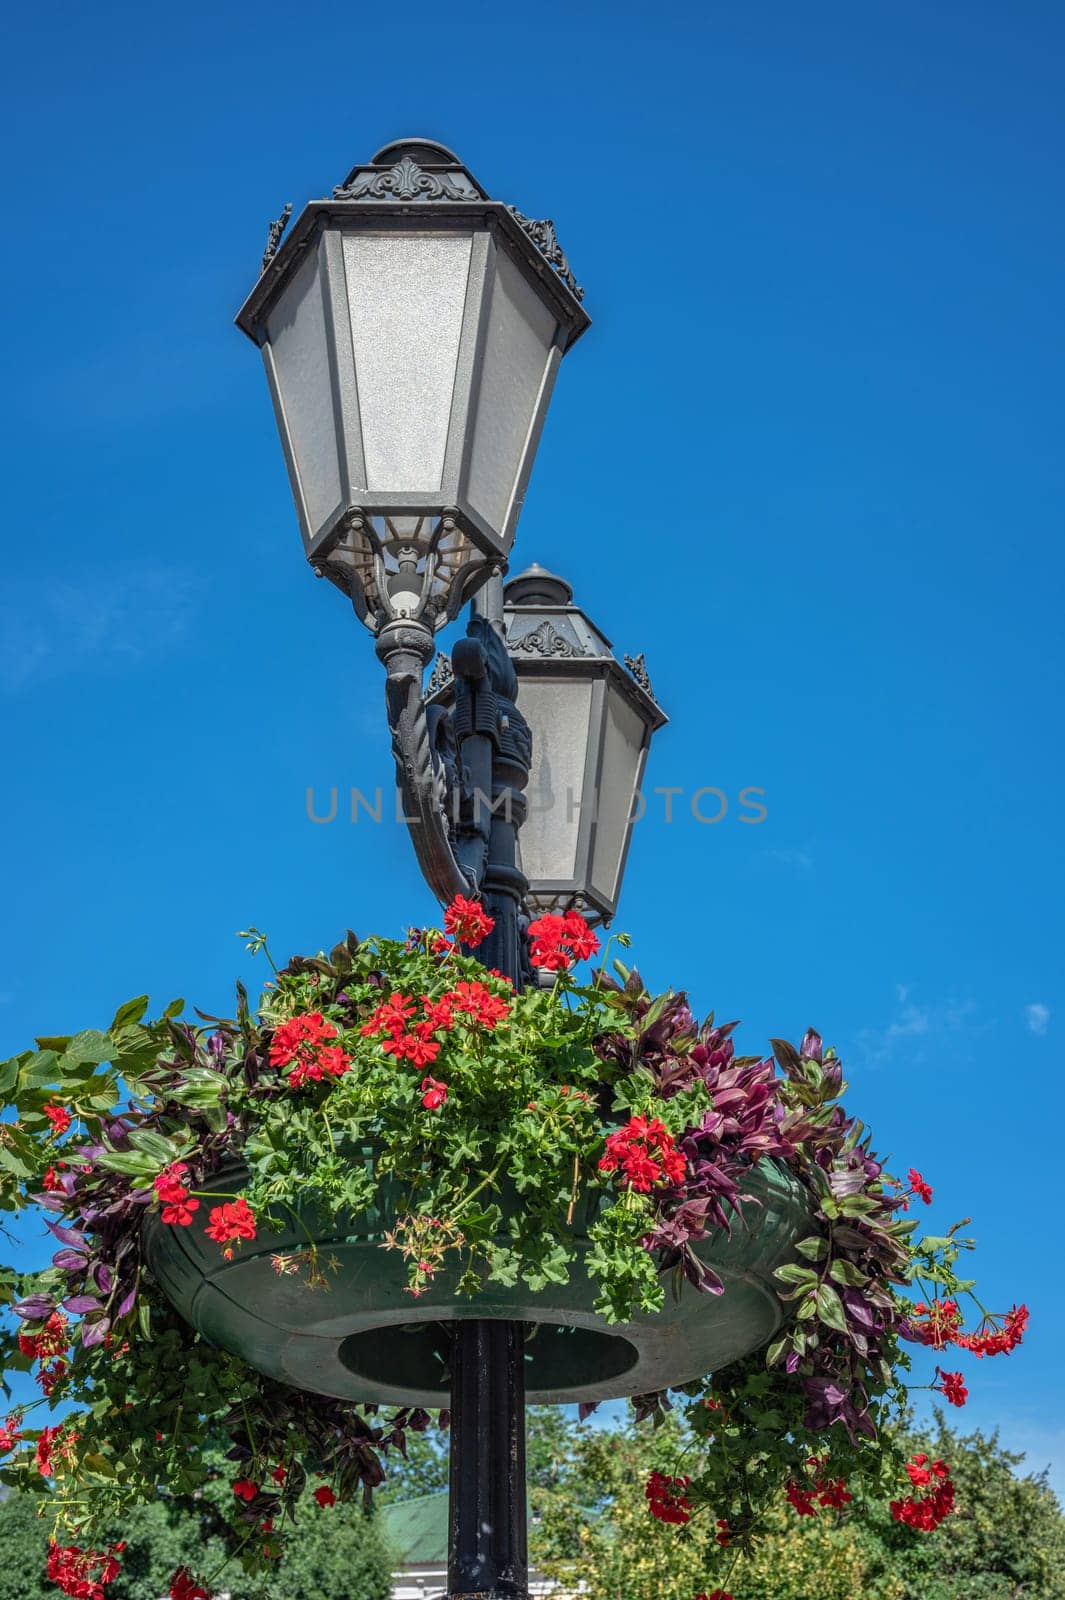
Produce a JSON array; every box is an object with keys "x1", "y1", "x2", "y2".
[{"x1": 235, "y1": 139, "x2": 589, "y2": 632}]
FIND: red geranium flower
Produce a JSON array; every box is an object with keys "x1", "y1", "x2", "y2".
[
  {"x1": 528, "y1": 911, "x2": 600, "y2": 972},
  {"x1": 169, "y1": 1568, "x2": 209, "y2": 1600},
  {"x1": 442, "y1": 895, "x2": 494, "y2": 948},
  {"x1": 43, "y1": 1103, "x2": 72, "y2": 1137},
  {"x1": 421, "y1": 1077, "x2": 448, "y2": 1110},
  {"x1": 47, "y1": 1541, "x2": 125, "y2": 1600},
  {"x1": 908, "y1": 1167, "x2": 933, "y2": 1204},
  {"x1": 206, "y1": 1199, "x2": 257, "y2": 1257},
  {"x1": 232, "y1": 1477, "x2": 259, "y2": 1501},
  {"x1": 956, "y1": 1303, "x2": 1028, "y2": 1357},
  {"x1": 599, "y1": 1117, "x2": 685, "y2": 1193},
  {"x1": 0, "y1": 1414, "x2": 23, "y2": 1454},
  {"x1": 446, "y1": 980, "x2": 511, "y2": 1029},
  {"x1": 314, "y1": 1484, "x2": 337, "y2": 1508},
  {"x1": 270, "y1": 1012, "x2": 351, "y2": 1087},
  {"x1": 645, "y1": 1469, "x2": 692, "y2": 1525},
  {"x1": 891, "y1": 1457, "x2": 955, "y2": 1530},
  {"x1": 937, "y1": 1369, "x2": 969, "y2": 1406}
]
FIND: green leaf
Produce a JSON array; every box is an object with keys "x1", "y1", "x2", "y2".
[
  {"x1": 773, "y1": 1262, "x2": 818, "y2": 1285},
  {"x1": 58, "y1": 1031, "x2": 112, "y2": 1073},
  {"x1": 109, "y1": 997, "x2": 150, "y2": 1032},
  {"x1": 765, "y1": 1336, "x2": 787, "y2": 1367},
  {"x1": 162, "y1": 998, "x2": 185, "y2": 1019},
  {"x1": 96, "y1": 1150, "x2": 158, "y2": 1177},
  {"x1": 794, "y1": 1235, "x2": 829, "y2": 1261},
  {"x1": 814, "y1": 1282, "x2": 849, "y2": 1333},
  {"x1": 127, "y1": 1127, "x2": 182, "y2": 1164},
  {"x1": 17, "y1": 1050, "x2": 60, "y2": 1089},
  {"x1": 829, "y1": 1258, "x2": 868, "y2": 1287}
]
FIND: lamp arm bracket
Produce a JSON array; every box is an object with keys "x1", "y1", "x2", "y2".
[{"x1": 376, "y1": 619, "x2": 478, "y2": 905}]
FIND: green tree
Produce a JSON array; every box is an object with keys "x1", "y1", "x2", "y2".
[
  {"x1": 528, "y1": 1411, "x2": 1065, "y2": 1600},
  {"x1": 0, "y1": 1482, "x2": 393, "y2": 1600}
]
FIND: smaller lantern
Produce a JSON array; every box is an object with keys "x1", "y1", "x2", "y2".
[{"x1": 503, "y1": 566, "x2": 667, "y2": 924}]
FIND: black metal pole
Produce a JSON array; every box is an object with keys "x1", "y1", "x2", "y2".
[
  {"x1": 448, "y1": 576, "x2": 530, "y2": 1600},
  {"x1": 448, "y1": 1321, "x2": 528, "y2": 1599}
]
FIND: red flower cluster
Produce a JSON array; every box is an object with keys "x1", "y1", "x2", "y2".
[
  {"x1": 0, "y1": 1414, "x2": 23, "y2": 1453},
  {"x1": 269, "y1": 1012, "x2": 351, "y2": 1089},
  {"x1": 715, "y1": 1518, "x2": 731, "y2": 1547},
  {"x1": 362, "y1": 981, "x2": 510, "y2": 1067},
  {"x1": 786, "y1": 1462, "x2": 852, "y2": 1517},
  {"x1": 937, "y1": 1369, "x2": 969, "y2": 1407},
  {"x1": 891, "y1": 1455, "x2": 955, "y2": 1530},
  {"x1": 44, "y1": 1103, "x2": 72, "y2": 1137},
  {"x1": 35, "y1": 1424, "x2": 76, "y2": 1478},
  {"x1": 449, "y1": 980, "x2": 511, "y2": 1028},
  {"x1": 18, "y1": 1312, "x2": 68, "y2": 1363},
  {"x1": 957, "y1": 1304, "x2": 1029, "y2": 1358},
  {"x1": 155, "y1": 1162, "x2": 200, "y2": 1227},
  {"x1": 43, "y1": 1165, "x2": 64, "y2": 1192},
  {"x1": 645, "y1": 1470, "x2": 692, "y2": 1525},
  {"x1": 232, "y1": 1477, "x2": 259, "y2": 1501},
  {"x1": 528, "y1": 911, "x2": 599, "y2": 971},
  {"x1": 443, "y1": 895, "x2": 495, "y2": 948},
  {"x1": 47, "y1": 1541, "x2": 125, "y2": 1600},
  {"x1": 908, "y1": 1167, "x2": 933, "y2": 1204},
  {"x1": 205, "y1": 1198, "x2": 257, "y2": 1258},
  {"x1": 599, "y1": 1117, "x2": 685, "y2": 1193},
  {"x1": 907, "y1": 1298, "x2": 1028, "y2": 1360},
  {"x1": 907, "y1": 1298, "x2": 964, "y2": 1349},
  {"x1": 694, "y1": 1592, "x2": 733, "y2": 1600},
  {"x1": 313, "y1": 1484, "x2": 337, "y2": 1508},
  {"x1": 421, "y1": 1077, "x2": 448, "y2": 1110},
  {"x1": 168, "y1": 1568, "x2": 209, "y2": 1600}
]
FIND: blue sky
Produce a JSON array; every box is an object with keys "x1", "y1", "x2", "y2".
[{"x1": 2, "y1": 0, "x2": 1063, "y2": 1496}]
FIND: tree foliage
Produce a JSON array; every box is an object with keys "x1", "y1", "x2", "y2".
[{"x1": 525, "y1": 1408, "x2": 1065, "y2": 1600}]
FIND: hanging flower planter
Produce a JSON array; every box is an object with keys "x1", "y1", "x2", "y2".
[
  {"x1": 143, "y1": 1154, "x2": 814, "y2": 1407},
  {"x1": 0, "y1": 900, "x2": 1030, "y2": 1600}
]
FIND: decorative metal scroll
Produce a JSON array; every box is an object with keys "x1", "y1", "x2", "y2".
[
  {"x1": 623, "y1": 652, "x2": 658, "y2": 704},
  {"x1": 261, "y1": 204, "x2": 292, "y2": 274},
  {"x1": 333, "y1": 157, "x2": 480, "y2": 204},
  {"x1": 511, "y1": 621, "x2": 588, "y2": 658},
  {"x1": 505, "y1": 207, "x2": 584, "y2": 301}
]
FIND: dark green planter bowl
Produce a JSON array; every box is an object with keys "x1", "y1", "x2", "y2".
[{"x1": 143, "y1": 1159, "x2": 814, "y2": 1407}]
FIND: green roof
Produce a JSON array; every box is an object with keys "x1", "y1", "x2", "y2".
[
  {"x1": 380, "y1": 1491, "x2": 449, "y2": 1565},
  {"x1": 380, "y1": 1490, "x2": 537, "y2": 1567}
]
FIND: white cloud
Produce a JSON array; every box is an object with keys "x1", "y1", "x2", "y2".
[
  {"x1": 1024, "y1": 1002, "x2": 1050, "y2": 1037},
  {"x1": 1, "y1": 567, "x2": 198, "y2": 692},
  {"x1": 855, "y1": 990, "x2": 978, "y2": 1068}
]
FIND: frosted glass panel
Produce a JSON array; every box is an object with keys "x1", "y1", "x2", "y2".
[
  {"x1": 266, "y1": 245, "x2": 342, "y2": 536},
  {"x1": 467, "y1": 249, "x2": 557, "y2": 534},
  {"x1": 519, "y1": 678, "x2": 594, "y2": 883},
  {"x1": 590, "y1": 687, "x2": 646, "y2": 906},
  {"x1": 343, "y1": 233, "x2": 472, "y2": 491}
]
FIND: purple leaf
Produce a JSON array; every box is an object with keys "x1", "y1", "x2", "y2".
[
  {"x1": 116, "y1": 1284, "x2": 138, "y2": 1318},
  {"x1": 63, "y1": 1295, "x2": 103, "y2": 1314},
  {"x1": 53, "y1": 1249, "x2": 90, "y2": 1272},
  {"x1": 92, "y1": 1263, "x2": 114, "y2": 1294},
  {"x1": 46, "y1": 1221, "x2": 88, "y2": 1252},
  {"x1": 12, "y1": 1295, "x2": 55, "y2": 1322},
  {"x1": 81, "y1": 1317, "x2": 111, "y2": 1348}
]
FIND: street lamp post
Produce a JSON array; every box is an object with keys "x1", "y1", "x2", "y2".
[{"x1": 235, "y1": 139, "x2": 660, "y2": 1600}]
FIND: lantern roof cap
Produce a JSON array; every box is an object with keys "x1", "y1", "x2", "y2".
[
  {"x1": 236, "y1": 139, "x2": 589, "y2": 346},
  {"x1": 504, "y1": 564, "x2": 573, "y2": 607}
]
